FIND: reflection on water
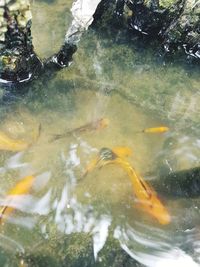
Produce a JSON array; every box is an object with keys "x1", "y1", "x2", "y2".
[{"x1": 0, "y1": 0, "x2": 199, "y2": 266}]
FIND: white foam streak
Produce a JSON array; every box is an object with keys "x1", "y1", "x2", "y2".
[
  {"x1": 0, "y1": 195, "x2": 36, "y2": 212},
  {"x1": 32, "y1": 171, "x2": 51, "y2": 191},
  {"x1": 32, "y1": 189, "x2": 51, "y2": 215},
  {"x1": 114, "y1": 227, "x2": 199, "y2": 267},
  {"x1": 92, "y1": 215, "x2": 111, "y2": 260},
  {"x1": 55, "y1": 185, "x2": 69, "y2": 225},
  {"x1": 8, "y1": 216, "x2": 36, "y2": 229},
  {"x1": 6, "y1": 152, "x2": 29, "y2": 170}
]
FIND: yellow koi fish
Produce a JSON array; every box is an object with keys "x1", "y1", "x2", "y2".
[
  {"x1": 112, "y1": 146, "x2": 132, "y2": 159},
  {"x1": 95, "y1": 148, "x2": 171, "y2": 225},
  {"x1": 0, "y1": 131, "x2": 29, "y2": 151},
  {"x1": 51, "y1": 118, "x2": 109, "y2": 142},
  {"x1": 83, "y1": 146, "x2": 132, "y2": 177},
  {"x1": 0, "y1": 123, "x2": 41, "y2": 152},
  {"x1": 0, "y1": 175, "x2": 35, "y2": 224},
  {"x1": 142, "y1": 126, "x2": 169, "y2": 133}
]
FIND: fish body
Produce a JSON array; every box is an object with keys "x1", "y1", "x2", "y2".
[
  {"x1": 0, "y1": 131, "x2": 29, "y2": 151},
  {"x1": 51, "y1": 118, "x2": 109, "y2": 141},
  {"x1": 83, "y1": 146, "x2": 170, "y2": 224},
  {"x1": 142, "y1": 126, "x2": 169, "y2": 133},
  {"x1": 82, "y1": 157, "x2": 99, "y2": 178},
  {"x1": 117, "y1": 158, "x2": 170, "y2": 224},
  {"x1": 0, "y1": 123, "x2": 41, "y2": 152},
  {"x1": 0, "y1": 175, "x2": 35, "y2": 224},
  {"x1": 94, "y1": 147, "x2": 170, "y2": 225},
  {"x1": 104, "y1": 156, "x2": 170, "y2": 225},
  {"x1": 83, "y1": 146, "x2": 132, "y2": 177},
  {"x1": 112, "y1": 146, "x2": 132, "y2": 159}
]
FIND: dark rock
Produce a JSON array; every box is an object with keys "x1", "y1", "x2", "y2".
[{"x1": 154, "y1": 167, "x2": 200, "y2": 198}]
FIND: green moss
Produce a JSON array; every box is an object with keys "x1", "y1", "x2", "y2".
[
  {"x1": 159, "y1": 0, "x2": 175, "y2": 8},
  {"x1": 97, "y1": 234, "x2": 141, "y2": 267},
  {"x1": 19, "y1": 231, "x2": 144, "y2": 267}
]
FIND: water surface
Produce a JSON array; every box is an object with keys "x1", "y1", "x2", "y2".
[{"x1": 0, "y1": 0, "x2": 199, "y2": 266}]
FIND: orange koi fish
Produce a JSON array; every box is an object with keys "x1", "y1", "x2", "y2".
[
  {"x1": 0, "y1": 175, "x2": 35, "y2": 224},
  {"x1": 97, "y1": 148, "x2": 171, "y2": 225},
  {"x1": 142, "y1": 126, "x2": 169, "y2": 133},
  {"x1": 51, "y1": 118, "x2": 109, "y2": 142},
  {"x1": 112, "y1": 158, "x2": 170, "y2": 224},
  {"x1": 0, "y1": 123, "x2": 41, "y2": 152}
]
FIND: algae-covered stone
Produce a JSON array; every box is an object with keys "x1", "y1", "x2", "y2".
[
  {"x1": 93, "y1": 0, "x2": 200, "y2": 60},
  {"x1": 97, "y1": 234, "x2": 143, "y2": 267},
  {"x1": 154, "y1": 167, "x2": 200, "y2": 198},
  {"x1": 23, "y1": 233, "x2": 95, "y2": 267},
  {"x1": 21, "y1": 231, "x2": 143, "y2": 267},
  {"x1": 60, "y1": 233, "x2": 95, "y2": 267}
]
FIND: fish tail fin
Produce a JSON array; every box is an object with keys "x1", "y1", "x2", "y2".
[
  {"x1": 35, "y1": 123, "x2": 42, "y2": 142},
  {"x1": 31, "y1": 123, "x2": 42, "y2": 144},
  {"x1": 48, "y1": 134, "x2": 63, "y2": 143}
]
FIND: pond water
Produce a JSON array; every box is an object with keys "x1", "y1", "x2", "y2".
[{"x1": 0, "y1": 0, "x2": 199, "y2": 266}]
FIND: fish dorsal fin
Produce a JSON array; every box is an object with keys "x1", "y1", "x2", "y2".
[{"x1": 112, "y1": 146, "x2": 132, "y2": 159}]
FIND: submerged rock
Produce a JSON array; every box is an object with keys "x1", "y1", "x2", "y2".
[
  {"x1": 0, "y1": 0, "x2": 199, "y2": 86},
  {"x1": 154, "y1": 167, "x2": 200, "y2": 198},
  {"x1": 97, "y1": 234, "x2": 142, "y2": 267},
  {"x1": 20, "y1": 232, "x2": 141, "y2": 267}
]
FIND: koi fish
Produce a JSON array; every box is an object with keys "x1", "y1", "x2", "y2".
[
  {"x1": 83, "y1": 146, "x2": 132, "y2": 177},
  {"x1": 0, "y1": 131, "x2": 29, "y2": 151},
  {"x1": 96, "y1": 148, "x2": 171, "y2": 225},
  {"x1": 112, "y1": 146, "x2": 132, "y2": 159},
  {"x1": 51, "y1": 118, "x2": 109, "y2": 142},
  {"x1": 0, "y1": 175, "x2": 35, "y2": 224},
  {"x1": 113, "y1": 158, "x2": 170, "y2": 224},
  {"x1": 142, "y1": 126, "x2": 169, "y2": 133},
  {"x1": 0, "y1": 123, "x2": 41, "y2": 152}
]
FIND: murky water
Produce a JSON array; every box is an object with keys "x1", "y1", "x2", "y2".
[{"x1": 0, "y1": 0, "x2": 199, "y2": 266}]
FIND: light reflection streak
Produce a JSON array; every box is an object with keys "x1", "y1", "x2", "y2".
[
  {"x1": 0, "y1": 152, "x2": 31, "y2": 178},
  {"x1": 0, "y1": 191, "x2": 51, "y2": 216},
  {"x1": 32, "y1": 171, "x2": 51, "y2": 191},
  {"x1": 7, "y1": 216, "x2": 37, "y2": 229},
  {"x1": 92, "y1": 215, "x2": 111, "y2": 260},
  {"x1": 61, "y1": 143, "x2": 80, "y2": 186},
  {"x1": 6, "y1": 152, "x2": 30, "y2": 173},
  {"x1": 0, "y1": 233, "x2": 25, "y2": 254},
  {"x1": 32, "y1": 189, "x2": 51, "y2": 215},
  {"x1": 114, "y1": 225, "x2": 200, "y2": 267}
]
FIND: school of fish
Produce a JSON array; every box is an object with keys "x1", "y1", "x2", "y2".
[{"x1": 0, "y1": 117, "x2": 171, "y2": 226}]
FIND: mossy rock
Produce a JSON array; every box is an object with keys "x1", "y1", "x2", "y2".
[
  {"x1": 21, "y1": 232, "x2": 143, "y2": 267},
  {"x1": 93, "y1": 0, "x2": 200, "y2": 60},
  {"x1": 97, "y1": 234, "x2": 142, "y2": 267}
]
